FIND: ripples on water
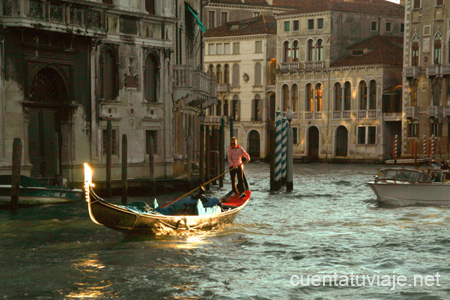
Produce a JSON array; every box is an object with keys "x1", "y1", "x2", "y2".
[{"x1": 0, "y1": 164, "x2": 449, "y2": 299}]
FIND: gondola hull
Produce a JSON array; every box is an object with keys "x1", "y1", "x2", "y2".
[{"x1": 88, "y1": 195, "x2": 249, "y2": 234}]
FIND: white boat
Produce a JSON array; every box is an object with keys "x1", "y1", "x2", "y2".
[{"x1": 366, "y1": 168, "x2": 450, "y2": 206}]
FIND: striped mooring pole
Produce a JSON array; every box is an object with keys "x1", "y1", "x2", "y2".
[
  {"x1": 431, "y1": 134, "x2": 435, "y2": 159},
  {"x1": 281, "y1": 117, "x2": 288, "y2": 183},
  {"x1": 393, "y1": 134, "x2": 398, "y2": 164},
  {"x1": 274, "y1": 111, "x2": 282, "y2": 190},
  {"x1": 423, "y1": 134, "x2": 427, "y2": 158}
]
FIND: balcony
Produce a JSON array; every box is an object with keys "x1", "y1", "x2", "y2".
[
  {"x1": 444, "y1": 106, "x2": 450, "y2": 117},
  {"x1": 343, "y1": 111, "x2": 352, "y2": 119},
  {"x1": 357, "y1": 111, "x2": 367, "y2": 119},
  {"x1": 304, "y1": 61, "x2": 325, "y2": 70},
  {"x1": 173, "y1": 65, "x2": 216, "y2": 107},
  {"x1": 280, "y1": 62, "x2": 301, "y2": 72},
  {"x1": 404, "y1": 66, "x2": 420, "y2": 79},
  {"x1": 427, "y1": 106, "x2": 443, "y2": 118},
  {"x1": 305, "y1": 112, "x2": 313, "y2": 119},
  {"x1": 333, "y1": 111, "x2": 342, "y2": 119},
  {"x1": 405, "y1": 106, "x2": 417, "y2": 119},
  {"x1": 441, "y1": 65, "x2": 450, "y2": 76},
  {"x1": 217, "y1": 83, "x2": 230, "y2": 93},
  {"x1": 2, "y1": 0, "x2": 106, "y2": 36},
  {"x1": 426, "y1": 65, "x2": 441, "y2": 77},
  {"x1": 314, "y1": 112, "x2": 323, "y2": 119},
  {"x1": 368, "y1": 111, "x2": 377, "y2": 118}
]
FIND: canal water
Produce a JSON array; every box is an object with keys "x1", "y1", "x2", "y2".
[{"x1": 0, "y1": 163, "x2": 449, "y2": 299}]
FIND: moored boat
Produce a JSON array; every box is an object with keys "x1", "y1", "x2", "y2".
[
  {"x1": 84, "y1": 163, "x2": 251, "y2": 234},
  {"x1": 0, "y1": 175, "x2": 83, "y2": 205},
  {"x1": 366, "y1": 168, "x2": 450, "y2": 206}
]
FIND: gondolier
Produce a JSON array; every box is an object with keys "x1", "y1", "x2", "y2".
[{"x1": 227, "y1": 137, "x2": 250, "y2": 198}]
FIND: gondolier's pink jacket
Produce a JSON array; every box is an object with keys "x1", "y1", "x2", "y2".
[{"x1": 227, "y1": 145, "x2": 250, "y2": 168}]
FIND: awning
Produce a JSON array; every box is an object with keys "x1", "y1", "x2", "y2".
[{"x1": 186, "y1": 3, "x2": 205, "y2": 33}]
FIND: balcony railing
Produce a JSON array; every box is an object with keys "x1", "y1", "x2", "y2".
[
  {"x1": 368, "y1": 110, "x2": 377, "y2": 118},
  {"x1": 280, "y1": 62, "x2": 301, "y2": 72},
  {"x1": 173, "y1": 65, "x2": 215, "y2": 105},
  {"x1": 426, "y1": 65, "x2": 441, "y2": 77},
  {"x1": 217, "y1": 83, "x2": 230, "y2": 93},
  {"x1": 441, "y1": 65, "x2": 450, "y2": 76},
  {"x1": 405, "y1": 106, "x2": 417, "y2": 118},
  {"x1": 358, "y1": 111, "x2": 367, "y2": 118},
  {"x1": 304, "y1": 61, "x2": 325, "y2": 70},
  {"x1": 404, "y1": 66, "x2": 420, "y2": 79},
  {"x1": 343, "y1": 111, "x2": 352, "y2": 119},
  {"x1": 333, "y1": 111, "x2": 342, "y2": 119},
  {"x1": 305, "y1": 112, "x2": 313, "y2": 119},
  {"x1": 444, "y1": 106, "x2": 450, "y2": 117},
  {"x1": 427, "y1": 106, "x2": 443, "y2": 118},
  {"x1": 314, "y1": 112, "x2": 322, "y2": 119}
]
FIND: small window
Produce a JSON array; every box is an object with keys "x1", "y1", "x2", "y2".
[
  {"x1": 357, "y1": 127, "x2": 366, "y2": 144},
  {"x1": 253, "y1": 12, "x2": 260, "y2": 17},
  {"x1": 292, "y1": 127, "x2": 298, "y2": 144},
  {"x1": 284, "y1": 21, "x2": 290, "y2": 32},
  {"x1": 368, "y1": 127, "x2": 376, "y2": 144},
  {"x1": 224, "y1": 43, "x2": 230, "y2": 54},
  {"x1": 317, "y1": 18, "x2": 323, "y2": 29},
  {"x1": 371, "y1": 21, "x2": 377, "y2": 31},
  {"x1": 233, "y1": 42, "x2": 240, "y2": 54},
  {"x1": 431, "y1": 121, "x2": 442, "y2": 137},
  {"x1": 408, "y1": 121, "x2": 419, "y2": 137},
  {"x1": 414, "y1": 0, "x2": 420, "y2": 9},
  {"x1": 208, "y1": 11, "x2": 215, "y2": 29},
  {"x1": 353, "y1": 50, "x2": 363, "y2": 56},
  {"x1": 293, "y1": 20, "x2": 299, "y2": 31},
  {"x1": 103, "y1": 129, "x2": 118, "y2": 155},
  {"x1": 221, "y1": 12, "x2": 228, "y2": 26},
  {"x1": 437, "y1": 0, "x2": 443, "y2": 6},
  {"x1": 146, "y1": 130, "x2": 158, "y2": 154},
  {"x1": 400, "y1": 23, "x2": 404, "y2": 33},
  {"x1": 308, "y1": 19, "x2": 314, "y2": 30},
  {"x1": 255, "y1": 41, "x2": 262, "y2": 53},
  {"x1": 216, "y1": 43, "x2": 223, "y2": 55},
  {"x1": 208, "y1": 44, "x2": 216, "y2": 55},
  {"x1": 386, "y1": 22, "x2": 391, "y2": 32}
]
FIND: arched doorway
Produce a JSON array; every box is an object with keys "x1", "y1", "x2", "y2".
[
  {"x1": 307, "y1": 126, "x2": 319, "y2": 161},
  {"x1": 27, "y1": 67, "x2": 69, "y2": 178},
  {"x1": 248, "y1": 130, "x2": 260, "y2": 159},
  {"x1": 335, "y1": 126, "x2": 348, "y2": 157}
]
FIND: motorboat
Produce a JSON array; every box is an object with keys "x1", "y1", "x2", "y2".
[{"x1": 366, "y1": 168, "x2": 450, "y2": 206}]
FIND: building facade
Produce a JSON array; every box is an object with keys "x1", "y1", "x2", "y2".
[
  {"x1": 0, "y1": 0, "x2": 213, "y2": 184},
  {"x1": 275, "y1": 0, "x2": 404, "y2": 162},
  {"x1": 402, "y1": 0, "x2": 450, "y2": 160},
  {"x1": 204, "y1": 15, "x2": 277, "y2": 159}
]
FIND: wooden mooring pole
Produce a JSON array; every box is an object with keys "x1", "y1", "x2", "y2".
[
  {"x1": 11, "y1": 138, "x2": 22, "y2": 212},
  {"x1": 121, "y1": 134, "x2": 127, "y2": 205},
  {"x1": 205, "y1": 125, "x2": 211, "y2": 190},
  {"x1": 106, "y1": 120, "x2": 112, "y2": 197},
  {"x1": 219, "y1": 118, "x2": 224, "y2": 188}
]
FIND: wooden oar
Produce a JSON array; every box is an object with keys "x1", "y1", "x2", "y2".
[{"x1": 161, "y1": 163, "x2": 243, "y2": 208}]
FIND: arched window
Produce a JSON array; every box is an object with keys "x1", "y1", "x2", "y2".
[
  {"x1": 282, "y1": 85, "x2": 289, "y2": 111},
  {"x1": 306, "y1": 83, "x2": 313, "y2": 111},
  {"x1": 434, "y1": 32, "x2": 442, "y2": 64},
  {"x1": 224, "y1": 64, "x2": 230, "y2": 84},
  {"x1": 269, "y1": 60, "x2": 276, "y2": 85},
  {"x1": 334, "y1": 83, "x2": 342, "y2": 111},
  {"x1": 292, "y1": 84, "x2": 298, "y2": 112},
  {"x1": 100, "y1": 49, "x2": 118, "y2": 100},
  {"x1": 223, "y1": 99, "x2": 229, "y2": 116},
  {"x1": 369, "y1": 80, "x2": 376, "y2": 110},
  {"x1": 145, "y1": 0, "x2": 155, "y2": 14},
  {"x1": 216, "y1": 64, "x2": 222, "y2": 83},
  {"x1": 283, "y1": 41, "x2": 290, "y2": 63},
  {"x1": 344, "y1": 82, "x2": 351, "y2": 111},
  {"x1": 412, "y1": 35, "x2": 419, "y2": 67},
  {"x1": 144, "y1": 53, "x2": 158, "y2": 102},
  {"x1": 432, "y1": 79, "x2": 441, "y2": 106},
  {"x1": 315, "y1": 83, "x2": 322, "y2": 112},
  {"x1": 232, "y1": 64, "x2": 240, "y2": 87},
  {"x1": 307, "y1": 39, "x2": 314, "y2": 61},
  {"x1": 216, "y1": 100, "x2": 222, "y2": 116},
  {"x1": 253, "y1": 94, "x2": 262, "y2": 121},
  {"x1": 254, "y1": 62, "x2": 262, "y2": 86},
  {"x1": 316, "y1": 39, "x2": 323, "y2": 61},
  {"x1": 232, "y1": 95, "x2": 240, "y2": 121},
  {"x1": 359, "y1": 81, "x2": 367, "y2": 110},
  {"x1": 292, "y1": 41, "x2": 299, "y2": 62}
]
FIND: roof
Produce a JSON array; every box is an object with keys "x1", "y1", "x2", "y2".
[
  {"x1": 204, "y1": 15, "x2": 277, "y2": 38},
  {"x1": 331, "y1": 35, "x2": 403, "y2": 67},
  {"x1": 208, "y1": 0, "x2": 392, "y2": 9},
  {"x1": 276, "y1": 0, "x2": 404, "y2": 18}
]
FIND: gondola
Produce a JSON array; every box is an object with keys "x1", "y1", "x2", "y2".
[{"x1": 84, "y1": 163, "x2": 251, "y2": 234}]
